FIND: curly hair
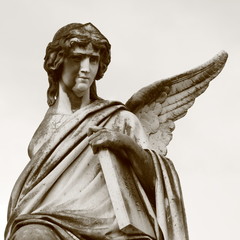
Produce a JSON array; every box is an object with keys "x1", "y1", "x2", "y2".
[{"x1": 44, "y1": 23, "x2": 111, "y2": 106}]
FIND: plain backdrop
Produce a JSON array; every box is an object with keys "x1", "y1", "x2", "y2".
[{"x1": 0, "y1": 0, "x2": 239, "y2": 239}]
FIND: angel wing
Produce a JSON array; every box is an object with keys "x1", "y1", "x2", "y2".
[{"x1": 125, "y1": 51, "x2": 228, "y2": 155}]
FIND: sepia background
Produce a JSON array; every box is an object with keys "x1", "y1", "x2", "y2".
[{"x1": 0, "y1": 0, "x2": 239, "y2": 239}]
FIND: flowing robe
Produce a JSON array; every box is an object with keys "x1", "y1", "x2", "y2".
[{"x1": 5, "y1": 100, "x2": 188, "y2": 240}]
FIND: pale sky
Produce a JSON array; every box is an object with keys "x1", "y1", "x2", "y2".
[{"x1": 0, "y1": 0, "x2": 240, "y2": 239}]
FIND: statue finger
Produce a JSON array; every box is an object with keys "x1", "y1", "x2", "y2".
[
  {"x1": 88, "y1": 130, "x2": 106, "y2": 142},
  {"x1": 87, "y1": 126, "x2": 104, "y2": 136},
  {"x1": 90, "y1": 139, "x2": 107, "y2": 154}
]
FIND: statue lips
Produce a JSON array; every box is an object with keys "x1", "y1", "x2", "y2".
[
  {"x1": 74, "y1": 76, "x2": 90, "y2": 87},
  {"x1": 76, "y1": 77, "x2": 89, "y2": 84},
  {"x1": 72, "y1": 77, "x2": 91, "y2": 96}
]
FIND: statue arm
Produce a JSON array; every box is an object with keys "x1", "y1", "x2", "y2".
[{"x1": 88, "y1": 126, "x2": 156, "y2": 197}]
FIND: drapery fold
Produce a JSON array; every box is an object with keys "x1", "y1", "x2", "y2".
[{"x1": 5, "y1": 100, "x2": 188, "y2": 240}]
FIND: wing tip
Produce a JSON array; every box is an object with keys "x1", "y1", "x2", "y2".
[
  {"x1": 215, "y1": 50, "x2": 228, "y2": 66},
  {"x1": 125, "y1": 50, "x2": 228, "y2": 113}
]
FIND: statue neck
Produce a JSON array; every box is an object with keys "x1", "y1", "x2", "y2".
[{"x1": 53, "y1": 82, "x2": 91, "y2": 114}]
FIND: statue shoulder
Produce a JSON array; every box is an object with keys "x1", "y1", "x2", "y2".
[
  {"x1": 108, "y1": 109, "x2": 149, "y2": 147},
  {"x1": 111, "y1": 108, "x2": 142, "y2": 128},
  {"x1": 27, "y1": 110, "x2": 68, "y2": 159}
]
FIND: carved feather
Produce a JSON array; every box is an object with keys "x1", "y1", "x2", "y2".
[{"x1": 126, "y1": 51, "x2": 228, "y2": 155}]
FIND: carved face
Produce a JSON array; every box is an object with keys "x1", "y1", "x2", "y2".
[{"x1": 61, "y1": 43, "x2": 100, "y2": 98}]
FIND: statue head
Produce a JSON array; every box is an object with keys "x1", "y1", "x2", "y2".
[{"x1": 44, "y1": 23, "x2": 111, "y2": 106}]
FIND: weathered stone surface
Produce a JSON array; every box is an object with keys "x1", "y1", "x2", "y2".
[{"x1": 5, "y1": 22, "x2": 227, "y2": 240}]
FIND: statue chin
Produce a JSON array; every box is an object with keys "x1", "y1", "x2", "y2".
[{"x1": 72, "y1": 84, "x2": 89, "y2": 97}]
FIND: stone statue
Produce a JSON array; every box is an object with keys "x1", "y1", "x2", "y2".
[{"x1": 5, "y1": 23, "x2": 228, "y2": 240}]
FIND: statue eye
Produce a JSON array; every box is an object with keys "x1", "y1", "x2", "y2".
[
  {"x1": 90, "y1": 56, "x2": 99, "y2": 64},
  {"x1": 70, "y1": 55, "x2": 83, "y2": 62}
]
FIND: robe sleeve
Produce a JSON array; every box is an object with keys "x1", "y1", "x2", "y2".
[{"x1": 104, "y1": 110, "x2": 189, "y2": 240}]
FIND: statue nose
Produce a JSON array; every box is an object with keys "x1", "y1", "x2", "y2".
[{"x1": 80, "y1": 57, "x2": 90, "y2": 73}]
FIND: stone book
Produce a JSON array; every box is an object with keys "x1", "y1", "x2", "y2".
[{"x1": 98, "y1": 149, "x2": 156, "y2": 238}]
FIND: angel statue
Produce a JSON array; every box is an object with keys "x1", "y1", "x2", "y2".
[{"x1": 4, "y1": 23, "x2": 228, "y2": 240}]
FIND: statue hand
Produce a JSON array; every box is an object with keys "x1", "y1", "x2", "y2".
[
  {"x1": 88, "y1": 126, "x2": 156, "y2": 193},
  {"x1": 87, "y1": 126, "x2": 131, "y2": 155}
]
